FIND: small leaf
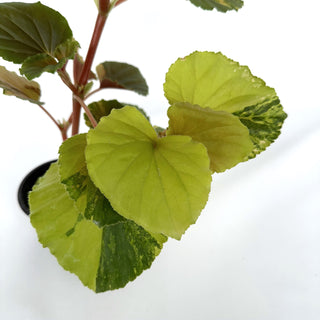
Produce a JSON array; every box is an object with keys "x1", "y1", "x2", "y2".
[
  {"x1": 86, "y1": 106, "x2": 212, "y2": 239},
  {"x1": 167, "y1": 103, "x2": 253, "y2": 172},
  {"x1": 96, "y1": 61, "x2": 148, "y2": 96},
  {"x1": 54, "y1": 38, "x2": 80, "y2": 61},
  {"x1": 30, "y1": 161, "x2": 166, "y2": 292},
  {"x1": 188, "y1": 0, "x2": 244, "y2": 12},
  {"x1": 84, "y1": 99, "x2": 150, "y2": 128},
  {"x1": 20, "y1": 53, "x2": 66, "y2": 80},
  {"x1": 233, "y1": 97, "x2": 287, "y2": 159},
  {"x1": 0, "y1": 2, "x2": 78, "y2": 79},
  {"x1": 0, "y1": 65, "x2": 41, "y2": 104}
]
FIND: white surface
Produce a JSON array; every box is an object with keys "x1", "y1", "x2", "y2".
[{"x1": 1, "y1": 0, "x2": 320, "y2": 319}]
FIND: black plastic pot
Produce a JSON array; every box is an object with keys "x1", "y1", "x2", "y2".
[{"x1": 17, "y1": 160, "x2": 56, "y2": 215}]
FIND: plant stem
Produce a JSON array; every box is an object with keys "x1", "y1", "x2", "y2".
[
  {"x1": 78, "y1": 13, "x2": 108, "y2": 87},
  {"x1": 73, "y1": 95, "x2": 97, "y2": 128},
  {"x1": 72, "y1": 12, "x2": 108, "y2": 135},
  {"x1": 37, "y1": 104, "x2": 69, "y2": 140},
  {"x1": 84, "y1": 87, "x2": 102, "y2": 100},
  {"x1": 58, "y1": 69, "x2": 78, "y2": 95},
  {"x1": 37, "y1": 104, "x2": 61, "y2": 130},
  {"x1": 72, "y1": 98, "x2": 81, "y2": 135}
]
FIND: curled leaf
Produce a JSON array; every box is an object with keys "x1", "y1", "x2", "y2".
[
  {"x1": 96, "y1": 61, "x2": 148, "y2": 96},
  {"x1": 0, "y1": 65, "x2": 41, "y2": 104}
]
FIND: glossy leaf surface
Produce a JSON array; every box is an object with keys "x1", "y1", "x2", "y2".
[
  {"x1": 0, "y1": 2, "x2": 78, "y2": 79},
  {"x1": 168, "y1": 103, "x2": 253, "y2": 172},
  {"x1": 0, "y1": 66, "x2": 41, "y2": 104},
  {"x1": 30, "y1": 161, "x2": 166, "y2": 292},
  {"x1": 188, "y1": 0, "x2": 243, "y2": 12},
  {"x1": 96, "y1": 61, "x2": 148, "y2": 96},
  {"x1": 86, "y1": 106, "x2": 212, "y2": 239}
]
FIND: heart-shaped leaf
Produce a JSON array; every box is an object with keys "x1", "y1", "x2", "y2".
[
  {"x1": 96, "y1": 61, "x2": 148, "y2": 96},
  {"x1": 0, "y1": 2, "x2": 78, "y2": 79},
  {"x1": 188, "y1": 0, "x2": 244, "y2": 12},
  {"x1": 30, "y1": 161, "x2": 166, "y2": 292},
  {"x1": 167, "y1": 102, "x2": 253, "y2": 172},
  {"x1": 0, "y1": 65, "x2": 41, "y2": 104},
  {"x1": 164, "y1": 51, "x2": 276, "y2": 113},
  {"x1": 164, "y1": 51, "x2": 287, "y2": 160},
  {"x1": 86, "y1": 106, "x2": 212, "y2": 239}
]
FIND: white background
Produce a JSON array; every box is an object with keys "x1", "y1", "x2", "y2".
[{"x1": 1, "y1": 0, "x2": 320, "y2": 319}]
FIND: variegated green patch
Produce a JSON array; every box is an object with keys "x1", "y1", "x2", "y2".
[
  {"x1": 233, "y1": 97, "x2": 287, "y2": 159},
  {"x1": 164, "y1": 51, "x2": 287, "y2": 164},
  {"x1": 30, "y1": 160, "x2": 166, "y2": 292}
]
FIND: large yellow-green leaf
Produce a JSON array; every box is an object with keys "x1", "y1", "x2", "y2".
[
  {"x1": 30, "y1": 161, "x2": 166, "y2": 292},
  {"x1": 30, "y1": 163, "x2": 102, "y2": 291},
  {"x1": 86, "y1": 106, "x2": 212, "y2": 240},
  {"x1": 0, "y1": 65, "x2": 41, "y2": 104},
  {"x1": 164, "y1": 51, "x2": 276, "y2": 114},
  {"x1": 167, "y1": 103, "x2": 253, "y2": 172},
  {"x1": 164, "y1": 51, "x2": 287, "y2": 160},
  {"x1": 0, "y1": 2, "x2": 78, "y2": 79},
  {"x1": 188, "y1": 0, "x2": 243, "y2": 12}
]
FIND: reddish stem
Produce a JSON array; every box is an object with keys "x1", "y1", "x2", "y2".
[
  {"x1": 72, "y1": 13, "x2": 108, "y2": 136},
  {"x1": 78, "y1": 14, "x2": 108, "y2": 87},
  {"x1": 72, "y1": 99, "x2": 81, "y2": 135}
]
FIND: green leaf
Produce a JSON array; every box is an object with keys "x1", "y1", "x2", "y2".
[
  {"x1": 19, "y1": 53, "x2": 66, "y2": 80},
  {"x1": 54, "y1": 37, "x2": 79, "y2": 61},
  {"x1": 58, "y1": 133, "x2": 125, "y2": 225},
  {"x1": 30, "y1": 162, "x2": 166, "y2": 292},
  {"x1": 30, "y1": 163, "x2": 102, "y2": 291},
  {"x1": 167, "y1": 102, "x2": 253, "y2": 172},
  {"x1": 233, "y1": 97, "x2": 287, "y2": 159},
  {"x1": 188, "y1": 0, "x2": 244, "y2": 12},
  {"x1": 164, "y1": 51, "x2": 276, "y2": 114},
  {"x1": 84, "y1": 99, "x2": 150, "y2": 128},
  {"x1": 164, "y1": 51, "x2": 286, "y2": 158},
  {"x1": 0, "y1": 65, "x2": 41, "y2": 104},
  {"x1": 86, "y1": 106, "x2": 212, "y2": 239},
  {"x1": 0, "y1": 2, "x2": 78, "y2": 79},
  {"x1": 96, "y1": 61, "x2": 148, "y2": 96}
]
